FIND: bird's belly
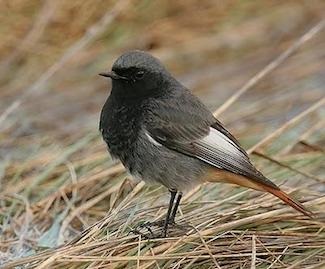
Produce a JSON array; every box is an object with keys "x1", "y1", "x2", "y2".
[{"x1": 124, "y1": 134, "x2": 206, "y2": 192}]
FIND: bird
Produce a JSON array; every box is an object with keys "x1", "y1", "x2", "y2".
[{"x1": 99, "y1": 50, "x2": 313, "y2": 237}]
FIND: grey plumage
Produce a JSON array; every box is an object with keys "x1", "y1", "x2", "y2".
[{"x1": 99, "y1": 50, "x2": 277, "y2": 192}]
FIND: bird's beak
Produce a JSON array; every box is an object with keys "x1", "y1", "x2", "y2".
[{"x1": 99, "y1": 71, "x2": 127, "y2": 80}]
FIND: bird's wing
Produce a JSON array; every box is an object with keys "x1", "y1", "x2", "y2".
[{"x1": 145, "y1": 96, "x2": 278, "y2": 189}]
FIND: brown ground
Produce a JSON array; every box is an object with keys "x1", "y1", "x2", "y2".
[{"x1": 0, "y1": 1, "x2": 324, "y2": 268}]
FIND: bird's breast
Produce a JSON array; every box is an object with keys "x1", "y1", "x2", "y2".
[{"x1": 100, "y1": 100, "x2": 143, "y2": 164}]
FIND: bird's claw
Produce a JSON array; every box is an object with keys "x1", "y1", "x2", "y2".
[
  {"x1": 129, "y1": 220, "x2": 164, "y2": 239},
  {"x1": 129, "y1": 220, "x2": 191, "y2": 238}
]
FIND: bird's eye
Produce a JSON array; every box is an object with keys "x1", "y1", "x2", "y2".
[{"x1": 135, "y1": 70, "x2": 145, "y2": 80}]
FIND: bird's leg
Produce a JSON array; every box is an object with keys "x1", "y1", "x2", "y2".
[
  {"x1": 163, "y1": 189, "x2": 177, "y2": 237},
  {"x1": 170, "y1": 192, "x2": 182, "y2": 224}
]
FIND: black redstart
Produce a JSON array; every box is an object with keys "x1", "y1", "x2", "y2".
[{"x1": 99, "y1": 50, "x2": 313, "y2": 237}]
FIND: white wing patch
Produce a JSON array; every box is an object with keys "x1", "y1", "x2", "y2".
[
  {"x1": 146, "y1": 127, "x2": 242, "y2": 157},
  {"x1": 199, "y1": 127, "x2": 242, "y2": 157},
  {"x1": 145, "y1": 131, "x2": 162, "y2": 147}
]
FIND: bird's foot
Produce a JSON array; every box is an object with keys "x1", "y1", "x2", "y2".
[
  {"x1": 130, "y1": 219, "x2": 193, "y2": 238},
  {"x1": 129, "y1": 220, "x2": 166, "y2": 239}
]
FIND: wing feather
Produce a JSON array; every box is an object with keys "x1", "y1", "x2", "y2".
[{"x1": 158, "y1": 127, "x2": 278, "y2": 189}]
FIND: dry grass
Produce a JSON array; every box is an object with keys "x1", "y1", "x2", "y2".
[{"x1": 0, "y1": 1, "x2": 325, "y2": 268}]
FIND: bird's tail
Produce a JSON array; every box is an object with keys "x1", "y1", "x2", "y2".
[
  {"x1": 205, "y1": 169, "x2": 314, "y2": 218},
  {"x1": 260, "y1": 184, "x2": 314, "y2": 218}
]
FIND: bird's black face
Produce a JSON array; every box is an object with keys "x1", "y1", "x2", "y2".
[{"x1": 100, "y1": 50, "x2": 171, "y2": 99}]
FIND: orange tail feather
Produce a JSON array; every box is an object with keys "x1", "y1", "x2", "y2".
[
  {"x1": 205, "y1": 169, "x2": 314, "y2": 218},
  {"x1": 261, "y1": 184, "x2": 314, "y2": 218}
]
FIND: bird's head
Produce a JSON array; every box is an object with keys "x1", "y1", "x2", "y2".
[{"x1": 100, "y1": 50, "x2": 173, "y2": 99}]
